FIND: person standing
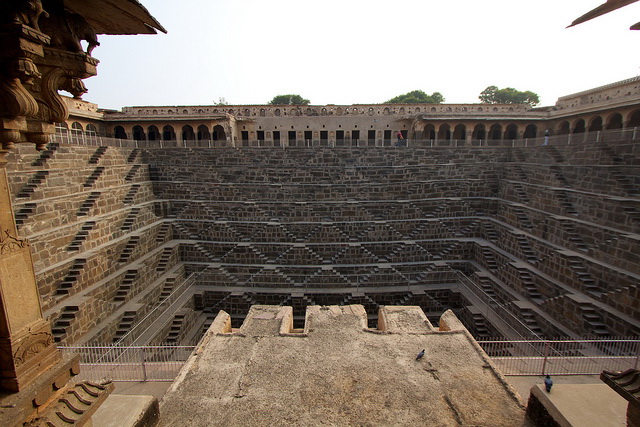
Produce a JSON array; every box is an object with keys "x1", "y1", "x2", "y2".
[{"x1": 396, "y1": 130, "x2": 404, "y2": 147}]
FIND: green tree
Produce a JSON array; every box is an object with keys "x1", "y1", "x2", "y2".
[
  {"x1": 268, "y1": 94, "x2": 310, "y2": 105},
  {"x1": 479, "y1": 86, "x2": 540, "y2": 106},
  {"x1": 384, "y1": 90, "x2": 444, "y2": 104}
]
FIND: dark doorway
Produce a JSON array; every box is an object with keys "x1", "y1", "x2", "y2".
[
  {"x1": 352, "y1": 130, "x2": 360, "y2": 146},
  {"x1": 368, "y1": 130, "x2": 375, "y2": 146}
]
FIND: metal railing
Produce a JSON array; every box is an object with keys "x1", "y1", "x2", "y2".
[
  {"x1": 112, "y1": 273, "x2": 197, "y2": 347},
  {"x1": 454, "y1": 271, "x2": 544, "y2": 339},
  {"x1": 59, "y1": 338, "x2": 640, "y2": 382},
  {"x1": 52, "y1": 126, "x2": 640, "y2": 149},
  {"x1": 59, "y1": 345, "x2": 196, "y2": 382},
  {"x1": 478, "y1": 338, "x2": 640, "y2": 376}
]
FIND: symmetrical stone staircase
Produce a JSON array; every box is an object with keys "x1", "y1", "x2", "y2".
[
  {"x1": 83, "y1": 166, "x2": 105, "y2": 188},
  {"x1": 3, "y1": 141, "x2": 637, "y2": 346},
  {"x1": 67, "y1": 221, "x2": 96, "y2": 251},
  {"x1": 114, "y1": 269, "x2": 139, "y2": 303},
  {"x1": 17, "y1": 170, "x2": 49, "y2": 198},
  {"x1": 56, "y1": 258, "x2": 87, "y2": 295},
  {"x1": 77, "y1": 192, "x2": 100, "y2": 216},
  {"x1": 51, "y1": 306, "x2": 79, "y2": 342}
]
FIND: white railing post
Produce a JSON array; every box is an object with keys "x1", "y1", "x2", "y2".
[{"x1": 140, "y1": 347, "x2": 147, "y2": 381}]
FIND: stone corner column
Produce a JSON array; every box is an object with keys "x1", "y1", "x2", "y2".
[{"x1": 0, "y1": 153, "x2": 61, "y2": 393}]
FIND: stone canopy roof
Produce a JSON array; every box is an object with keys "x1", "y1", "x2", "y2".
[{"x1": 64, "y1": 0, "x2": 166, "y2": 34}]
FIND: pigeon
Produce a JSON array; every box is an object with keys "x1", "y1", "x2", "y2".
[
  {"x1": 544, "y1": 375, "x2": 553, "y2": 392},
  {"x1": 416, "y1": 349, "x2": 425, "y2": 360}
]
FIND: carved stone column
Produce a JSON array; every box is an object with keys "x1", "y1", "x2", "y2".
[
  {"x1": 0, "y1": 18, "x2": 63, "y2": 393},
  {"x1": 0, "y1": 0, "x2": 98, "y2": 398}
]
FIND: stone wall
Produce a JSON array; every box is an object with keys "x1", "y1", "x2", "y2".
[{"x1": 6, "y1": 139, "x2": 640, "y2": 344}]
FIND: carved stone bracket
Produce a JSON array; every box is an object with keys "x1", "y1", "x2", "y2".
[
  {"x1": 0, "y1": 5, "x2": 99, "y2": 154},
  {"x1": 0, "y1": 23, "x2": 50, "y2": 152}
]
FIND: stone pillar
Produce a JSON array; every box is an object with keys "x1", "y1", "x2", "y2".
[
  {"x1": 0, "y1": 16, "x2": 64, "y2": 393},
  {"x1": 0, "y1": 3, "x2": 117, "y2": 423},
  {"x1": 0, "y1": 158, "x2": 63, "y2": 393},
  {"x1": 0, "y1": 155, "x2": 61, "y2": 392}
]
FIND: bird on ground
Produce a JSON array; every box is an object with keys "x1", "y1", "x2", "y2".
[
  {"x1": 416, "y1": 349, "x2": 425, "y2": 360},
  {"x1": 544, "y1": 375, "x2": 553, "y2": 392}
]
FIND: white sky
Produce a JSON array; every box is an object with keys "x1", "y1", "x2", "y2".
[{"x1": 83, "y1": 0, "x2": 640, "y2": 110}]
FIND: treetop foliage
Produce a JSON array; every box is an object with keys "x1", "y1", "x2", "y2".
[
  {"x1": 268, "y1": 94, "x2": 310, "y2": 105},
  {"x1": 384, "y1": 90, "x2": 444, "y2": 104},
  {"x1": 479, "y1": 86, "x2": 540, "y2": 106}
]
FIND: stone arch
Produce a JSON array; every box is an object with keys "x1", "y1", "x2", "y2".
[
  {"x1": 244, "y1": 108, "x2": 251, "y2": 116},
  {"x1": 182, "y1": 109, "x2": 188, "y2": 114},
  {"x1": 504, "y1": 123, "x2": 518, "y2": 140},
  {"x1": 114, "y1": 125, "x2": 127, "y2": 139},
  {"x1": 588, "y1": 116, "x2": 603, "y2": 132},
  {"x1": 197, "y1": 125, "x2": 210, "y2": 140},
  {"x1": 606, "y1": 112, "x2": 623, "y2": 129},
  {"x1": 472, "y1": 124, "x2": 486, "y2": 140},
  {"x1": 260, "y1": 109, "x2": 266, "y2": 117},
  {"x1": 423, "y1": 124, "x2": 436, "y2": 140},
  {"x1": 336, "y1": 107, "x2": 343, "y2": 115},
  {"x1": 489, "y1": 124, "x2": 502, "y2": 140},
  {"x1": 453, "y1": 124, "x2": 466, "y2": 141},
  {"x1": 627, "y1": 109, "x2": 640, "y2": 127},
  {"x1": 556, "y1": 121, "x2": 570, "y2": 135},
  {"x1": 274, "y1": 109, "x2": 281, "y2": 117},
  {"x1": 162, "y1": 125, "x2": 176, "y2": 141},
  {"x1": 524, "y1": 124, "x2": 537, "y2": 138},
  {"x1": 212, "y1": 125, "x2": 226, "y2": 141},
  {"x1": 86, "y1": 124, "x2": 98, "y2": 135},
  {"x1": 132, "y1": 125, "x2": 145, "y2": 140},
  {"x1": 572, "y1": 119, "x2": 586, "y2": 134},
  {"x1": 437, "y1": 124, "x2": 451, "y2": 140},
  {"x1": 399, "y1": 107, "x2": 405, "y2": 114},
  {"x1": 383, "y1": 107, "x2": 390, "y2": 115},
  {"x1": 321, "y1": 108, "x2": 328, "y2": 116},
  {"x1": 148, "y1": 125, "x2": 160, "y2": 141},
  {"x1": 181, "y1": 125, "x2": 195, "y2": 141},
  {"x1": 71, "y1": 121, "x2": 83, "y2": 131}
]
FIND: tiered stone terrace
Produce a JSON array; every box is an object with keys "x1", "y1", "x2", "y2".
[{"x1": 7, "y1": 139, "x2": 640, "y2": 346}]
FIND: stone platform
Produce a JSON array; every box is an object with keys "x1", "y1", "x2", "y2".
[{"x1": 160, "y1": 305, "x2": 529, "y2": 426}]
